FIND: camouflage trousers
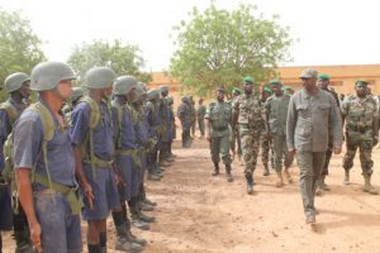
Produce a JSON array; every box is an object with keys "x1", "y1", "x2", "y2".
[
  {"x1": 210, "y1": 133, "x2": 232, "y2": 166},
  {"x1": 239, "y1": 126, "x2": 260, "y2": 178},
  {"x1": 230, "y1": 127, "x2": 242, "y2": 155},
  {"x1": 272, "y1": 134, "x2": 292, "y2": 172},
  {"x1": 260, "y1": 133, "x2": 274, "y2": 168},
  {"x1": 343, "y1": 136, "x2": 374, "y2": 176},
  {"x1": 296, "y1": 151, "x2": 326, "y2": 216},
  {"x1": 321, "y1": 140, "x2": 333, "y2": 176},
  {"x1": 198, "y1": 118, "x2": 205, "y2": 137}
]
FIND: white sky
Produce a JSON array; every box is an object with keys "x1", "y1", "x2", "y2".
[{"x1": 1, "y1": 0, "x2": 380, "y2": 71}]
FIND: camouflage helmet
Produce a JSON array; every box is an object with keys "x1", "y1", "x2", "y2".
[
  {"x1": 113, "y1": 75, "x2": 138, "y2": 95},
  {"x1": 30, "y1": 62, "x2": 76, "y2": 91},
  {"x1": 137, "y1": 81, "x2": 148, "y2": 92},
  {"x1": 71, "y1": 87, "x2": 84, "y2": 101},
  {"x1": 4, "y1": 72, "x2": 30, "y2": 93},
  {"x1": 84, "y1": 67, "x2": 116, "y2": 89}
]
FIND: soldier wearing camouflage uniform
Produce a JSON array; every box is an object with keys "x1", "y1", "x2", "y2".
[
  {"x1": 229, "y1": 87, "x2": 243, "y2": 161},
  {"x1": 233, "y1": 77, "x2": 264, "y2": 194},
  {"x1": 260, "y1": 87, "x2": 274, "y2": 176},
  {"x1": 205, "y1": 88, "x2": 233, "y2": 182},
  {"x1": 342, "y1": 80, "x2": 379, "y2": 195},
  {"x1": 197, "y1": 98, "x2": 206, "y2": 139},
  {"x1": 316, "y1": 74, "x2": 341, "y2": 191},
  {"x1": 264, "y1": 80, "x2": 293, "y2": 187},
  {"x1": 177, "y1": 96, "x2": 192, "y2": 148},
  {"x1": 189, "y1": 96, "x2": 197, "y2": 138}
]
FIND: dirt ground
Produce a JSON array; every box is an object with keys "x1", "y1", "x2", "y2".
[{"x1": 3, "y1": 138, "x2": 380, "y2": 253}]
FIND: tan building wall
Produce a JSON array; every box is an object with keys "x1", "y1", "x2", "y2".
[{"x1": 149, "y1": 64, "x2": 380, "y2": 96}]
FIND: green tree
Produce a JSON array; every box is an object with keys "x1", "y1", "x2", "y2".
[
  {"x1": 170, "y1": 3, "x2": 292, "y2": 96},
  {"x1": 67, "y1": 40, "x2": 152, "y2": 84},
  {"x1": 0, "y1": 8, "x2": 46, "y2": 99}
]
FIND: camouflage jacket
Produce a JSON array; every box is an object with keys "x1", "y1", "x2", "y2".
[
  {"x1": 342, "y1": 95, "x2": 378, "y2": 138},
  {"x1": 233, "y1": 93, "x2": 264, "y2": 132}
]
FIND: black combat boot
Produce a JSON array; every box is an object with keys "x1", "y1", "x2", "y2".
[
  {"x1": 211, "y1": 162, "x2": 219, "y2": 176},
  {"x1": 263, "y1": 164, "x2": 270, "y2": 176},
  {"x1": 13, "y1": 211, "x2": 34, "y2": 253},
  {"x1": 225, "y1": 164, "x2": 233, "y2": 182},
  {"x1": 246, "y1": 175, "x2": 254, "y2": 194}
]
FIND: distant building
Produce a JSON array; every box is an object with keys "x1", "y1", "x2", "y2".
[{"x1": 149, "y1": 64, "x2": 380, "y2": 95}]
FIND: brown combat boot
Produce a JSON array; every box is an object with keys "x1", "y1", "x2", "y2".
[
  {"x1": 211, "y1": 162, "x2": 219, "y2": 176},
  {"x1": 363, "y1": 176, "x2": 378, "y2": 195},
  {"x1": 225, "y1": 164, "x2": 234, "y2": 182},
  {"x1": 284, "y1": 168, "x2": 293, "y2": 184},
  {"x1": 276, "y1": 171, "x2": 284, "y2": 188}
]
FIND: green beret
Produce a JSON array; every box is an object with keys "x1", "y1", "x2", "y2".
[
  {"x1": 263, "y1": 87, "x2": 273, "y2": 94},
  {"x1": 269, "y1": 79, "x2": 281, "y2": 85},
  {"x1": 355, "y1": 79, "x2": 369, "y2": 86},
  {"x1": 281, "y1": 86, "x2": 293, "y2": 91},
  {"x1": 232, "y1": 87, "x2": 243, "y2": 94},
  {"x1": 243, "y1": 76, "x2": 254, "y2": 84},
  {"x1": 318, "y1": 74, "x2": 330, "y2": 81}
]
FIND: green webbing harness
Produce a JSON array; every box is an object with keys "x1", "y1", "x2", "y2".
[
  {"x1": 0, "y1": 99, "x2": 19, "y2": 126},
  {"x1": 80, "y1": 96, "x2": 112, "y2": 179},
  {"x1": 114, "y1": 104, "x2": 141, "y2": 168},
  {"x1": 33, "y1": 172, "x2": 83, "y2": 215},
  {"x1": 30, "y1": 102, "x2": 82, "y2": 214}
]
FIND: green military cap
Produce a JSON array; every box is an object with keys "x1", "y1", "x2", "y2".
[
  {"x1": 269, "y1": 79, "x2": 281, "y2": 85},
  {"x1": 355, "y1": 79, "x2": 369, "y2": 86},
  {"x1": 216, "y1": 87, "x2": 225, "y2": 93},
  {"x1": 281, "y1": 85, "x2": 293, "y2": 91},
  {"x1": 263, "y1": 87, "x2": 273, "y2": 94},
  {"x1": 318, "y1": 74, "x2": 330, "y2": 81},
  {"x1": 243, "y1": 76, "x2": 254, "y2": 84},
  {"x1": 232, "y1": 87, "x2": 243, "y2": 94}
]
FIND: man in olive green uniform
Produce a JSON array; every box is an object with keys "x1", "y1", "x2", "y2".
[
  {"x1": 189, "y1": 96, "x2": 197, "y2": 138},
  {"x1": 287, "y1": 69, "x2": 342, "y2": 224},
  {"x1": 316, "y1": 74, "x2": 341, "y2": 191},
  {"x1": 197, "y1": 98, "x2": 206, "y2": 139},
  {"x1": 260, "y1": 87, "x2": 274, "y2": 176},
  {"x1": 342, "y1": 80, "x2": 379, "y2": 195},
  {"x1": 264, "y1": 80, "x2": 293, "y2": 187},
  {"x1": 205, "y1": 88, "x2": 233, "y2": 182},
  {"x1": 233, "y1": 77, "x2": 264, "y2": 194},
  {"x1": 229, "y1": 87, "x2": 243, "y2": 161},
  {"x1": 177, "y1": 96, "x2": 192, "y2": 147}
]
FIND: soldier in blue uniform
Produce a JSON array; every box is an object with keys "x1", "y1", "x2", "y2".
[
  {"x1": 14, "y1": 62, "x2": 82, "y2": 253},
  {"x1": 111, "y1": 75, "x2": 145, "y2": 252},
  {"x1": 0, "y1": 72, "x2": 31, "y2": 252},
  {"x1": 70, "y1": 67, "x2": 120, "y2": 253}
]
